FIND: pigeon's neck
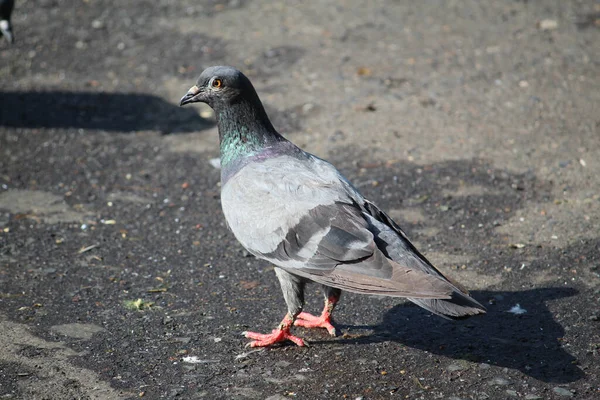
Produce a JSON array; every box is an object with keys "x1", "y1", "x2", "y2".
[{"x1": 216, "y1": 98, "x2": 285, "y2": 168}]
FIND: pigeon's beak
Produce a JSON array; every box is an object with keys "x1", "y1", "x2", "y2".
[{"x1": 179, "y1": 85, "x2": 204, "y2": 106}]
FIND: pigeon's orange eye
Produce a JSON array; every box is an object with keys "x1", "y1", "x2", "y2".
[{"x1": 212, "y1": 78, "x2": 222, "y2": 88}]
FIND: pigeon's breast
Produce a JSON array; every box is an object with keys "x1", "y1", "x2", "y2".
[{"x1": 220, "y1": 155, "x2": 347, "y2": 255}]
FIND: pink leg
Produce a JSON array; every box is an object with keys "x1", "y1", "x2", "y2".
[
  {"x1": 243, "y1": 313, "x2": 307, "y2": 347},
  {"x1": 294, "y1": 294, "x2": 339, "y2": 336}
]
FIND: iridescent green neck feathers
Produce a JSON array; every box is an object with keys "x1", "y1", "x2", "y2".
[{"x1": 216, "y1": 99, "x2": 285, "y2": 168}]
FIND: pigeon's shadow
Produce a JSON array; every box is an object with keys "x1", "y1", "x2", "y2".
[
  {"x1": 0, "y1": 91, "x2": 214, "y2": 134},
  {"x1": 328, "y1": 287, "x2": 582, "y2": 383}
]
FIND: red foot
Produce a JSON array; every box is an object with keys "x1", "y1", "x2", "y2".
[
  {"x1": 294, "y1": 312, "x2": 337, "y2": 336},
  {"x1": 243, "y1": 328, "x2": 306, "y2": 347}
]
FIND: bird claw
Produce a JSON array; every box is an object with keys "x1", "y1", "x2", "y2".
[
  {"x1": 294, "y1": 312, "x2": 337, "y2": 336},
  {"x1": 243, "y1": 328, "x2": 306, "y2": 347}
]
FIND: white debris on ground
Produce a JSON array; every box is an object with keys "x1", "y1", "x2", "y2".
[
  {"x1": 182, "y1": 356, "x2": 220, "y2": 364},
  {"x1": 235, "y1": 348, "x2": 265, "y2": 360},
  {"x1": 508, "y1": 304, "x2": 527, "y2": 315},
  {"x1": 538, "y1": 19, "x2": 558, "y2": 31},
  {"x1": 209, "y1": 158, "x2": 221, "y2": 169}
]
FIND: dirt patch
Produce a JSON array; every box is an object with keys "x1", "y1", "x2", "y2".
[
  {"x1": 0, "y1": 190, "x2": 85, "y2": 224},
  {"x1": 0, "y1": 314, "x2": 128, "y2": 399},
  {"x1": 50, "y1": 323, "x2": 106, "y2": 340}
]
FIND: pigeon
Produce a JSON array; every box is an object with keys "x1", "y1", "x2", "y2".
[
  {"x1": 0, "y1": 0, "x2": 14, "y2": 44},
  {"x1": 180, "y1": 66, "x2": 486, "y2": 347}
]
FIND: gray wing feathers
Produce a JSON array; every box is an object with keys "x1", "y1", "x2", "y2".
[
  {"x1": 409, "y1": 295, "x2": 486, "y2": 320},
  {"x1": 260, "y1": 202, "x2": 373, "y2": 270},
  {"x1": 316, "y1": 249, "x2": 454, "y2": 298},
  {"x1": 262, "y1": 202, "x2": 455, "y2": 299},
  {"x1": 363, "y1": 201, "x2": 486, "y2": 318}
]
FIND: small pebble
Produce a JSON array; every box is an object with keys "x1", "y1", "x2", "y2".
[
  {"x1": 265, "y1": 395, "x2": 287, "y2": 400},
  {"x1": 302, "y1": 103, "x2": 314, "y2": 113},
  {"x1": 539, "y1": 19, "x2": 558, "y2": 31},
  {"x1": 489, "y1": 377, "x2": 510, "y2": 386},
  {"x1": 552, "y1": 387, "x2": 574, "y2": 397},
  {"x1": 209, "y1": 158, "x2": 221, "y2": 169},
  {"x1": 447, "y1": 363, "x2": 467, "y2": 372}
]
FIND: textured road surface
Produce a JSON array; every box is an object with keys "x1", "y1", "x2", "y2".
[{"x1": 1, "y1": 1, "x2": 599, "y2": 399}]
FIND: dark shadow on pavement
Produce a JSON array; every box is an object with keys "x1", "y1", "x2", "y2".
[
  {"x1": 0, "y1": 91, "x2": 214, "y2": 134},
  {"x1": 328, "y1": 287, "x2": 582, "y2": 384}
]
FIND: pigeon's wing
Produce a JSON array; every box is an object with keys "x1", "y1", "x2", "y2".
[
  {"x1": 362, "y1": 200, "x2": 486, "y2": 318},
  {"x1": 261, "y1": 200, "x2": 455, "y2": 299},
  {"x1": 362, "y1": 200, "x2": 463, "y2": 284},
  {"x1": 221, "y1": 153, "x2": 455, "y2": 299}
]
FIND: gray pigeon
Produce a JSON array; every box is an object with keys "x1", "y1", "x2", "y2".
[
  {"x1": 0, "y1": 0, "x2": 14, "y2": 44},
  {"x1": 180, "y1": 66, "x2": 486, "y2": 347}
]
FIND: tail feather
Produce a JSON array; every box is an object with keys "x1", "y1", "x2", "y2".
[
  {"x1": 408, "y1": 290, "x2": 486, "y2": 320},
  {"x1": 362, "y1": 202, "x2": 486, "y2": 319}
]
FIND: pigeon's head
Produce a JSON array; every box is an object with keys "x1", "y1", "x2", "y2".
[{"x1": 179, "y1": 66, "x2": 254, "y2": 109}]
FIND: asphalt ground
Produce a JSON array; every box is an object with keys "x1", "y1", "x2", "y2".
[{"x1": 1, "y1": 1, "x2": 599, "y2": 399}]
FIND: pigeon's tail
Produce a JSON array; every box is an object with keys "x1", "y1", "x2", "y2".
[
  {"x1": 361, "y1": 203, "x2": 487, "y2": 319},
  {"x1": 408, "y1": 290, "x2": 486, "y2": 320}
]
